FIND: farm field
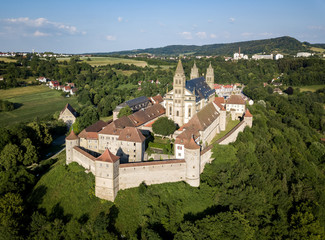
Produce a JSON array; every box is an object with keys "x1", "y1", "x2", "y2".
[
  {"x1": 0, "y1": 85, "x2": 80, "y2": 126},
  {"x1": 57, "y1": 56, "x2": 148, "y2": 67},
  {"x1": 299, "y1": 84, "x2": 325, "y2": 92},
  {"x1": 0, "y1": 57, "x2": 17, "y2": 63}
]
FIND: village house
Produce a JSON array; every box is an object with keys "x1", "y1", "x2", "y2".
[
  {"x1": 113, "y1": 96, "x2": 151, "y2": 120},
  {"x1": 59, "y1": 103, "x2": 78, "y2": 127},
  {"x1": 225, "y1": 95, "x2": 246, "y2": 120}
]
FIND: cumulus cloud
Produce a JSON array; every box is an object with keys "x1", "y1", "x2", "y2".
[
  {"x1": 106, "y1": 35, "x2": 116, "y2": 41},
  {"x1": 180, "y1": 31, "x2": 192, "y2": 39},
  {"x1": 33, "y1": 30, "x2": 49, "y2": 37},
  {"x1": 118, "y1": 17, "x2": 123, "y2": 22},
  {"x1": 229, "y1": 17, "x2": 235, "y2": 23},
  {"x1": 2, "y1": 17, "x2": 83, "y2": 37},
  {"x1": 196, "y1": 32, "x2": 207, "y2": 39}
]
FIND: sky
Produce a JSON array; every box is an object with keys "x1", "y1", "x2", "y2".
[{"x1": 0, "y1": 0, "x2": 325, "y2": 54}]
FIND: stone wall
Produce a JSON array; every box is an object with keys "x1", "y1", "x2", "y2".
[
  {"x1": 119, "y1": 159, "x2": 186, "y2": 190},
  {"x1": 217, "y1": 121, "x2": 246, "y2": 145},
  {"x1": 72, "y1": 147, "x2": 96, "y2": 174}
]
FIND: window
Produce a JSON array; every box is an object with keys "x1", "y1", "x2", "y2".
[
  {"x1": 178, "y1": 153, "x2": 181, "y2": 156},
  {"x1": 134, "y1": 143, "x2": 136, "y2": 146},
  {"x1": 188, "y1": 108, "x2": 191, "y2": 118},
  {"x1": 177, "y1": 146, "x2": 182, "y2": 150},
  {"x1": 169, "y1": 106, "x2": 172, "y2": 115},
  {"x1": 176, "y1": 111, "x2": 179, "y2": 117}
]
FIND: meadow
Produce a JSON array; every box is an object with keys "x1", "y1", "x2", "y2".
[
  {"x1": 0, "y1": 85, "x2": 80, "y2": 126},
  {"x1": 57, "y1": 56, "x2": 148, "y2": 67},
  {"x1": 299, "y1": 84, "x2": 325, "y2": 92}
]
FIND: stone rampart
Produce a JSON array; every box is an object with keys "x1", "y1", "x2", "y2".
[
  {"x1": 119, "y1": 159, "x2": 186, "y2": 190},
  {"x1": 72, "y1": 146, "x2": 96, "y2": 174}
]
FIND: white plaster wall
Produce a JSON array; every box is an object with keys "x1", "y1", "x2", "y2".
[
  {"x1": 119, "y1": 162, "x2": 186, "y2": 190},
  {"x1": 175, "y1": 144, "x2": 184, "y2": 159},
  {"x1": 200, "y1": 149, "x2": 213, "y2": 173}
]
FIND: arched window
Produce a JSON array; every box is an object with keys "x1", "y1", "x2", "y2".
[
  {"x1": 176, "y1": 111, "x2": 179, "y2": 116},
  {"x1": 169, "y1": 106, "x2": 172, "y2": 115},
  {"x1": 188, "y1": 108, "x2": 191, "y2": 117}
]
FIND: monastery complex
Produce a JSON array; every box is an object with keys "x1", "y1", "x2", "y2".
[{"x1": 64, "y1": 60, "x2": 253, "y2": 201}]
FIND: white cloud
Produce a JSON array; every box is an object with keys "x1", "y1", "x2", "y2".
[
  {"x1": 241, "y1": 32, "x2": 253, "y2": 37},
  {"x1": 180, "y1": 31, "x2": 192, "y2": 39},
  {"x1": 118, "y1": 17, "x2": 123, "y2": 22},
  {"x1": 229, "y1": 17, "x2": 235, "y2": 23},
  {"x1": 33, "y1": 30, "x2": 49, "y2": 37},
  {"x1": 2, "y1": 17, "x2": 83, "y2": 37},
  {"x1": 210, "y1": 33, "x2": 217, "y2": 39},
  {"x1": 308, "y1": 25, "x2": 325, "y2": 31},
  {"x1": 196, "y1": 32, "x2": 207, "y2": 39},
  {"x1": 260, "y1": 32, "x2": 273, "y2": 37},
  {"x1": 106, "y1": 35, "x2": 116, "y2": 41}
]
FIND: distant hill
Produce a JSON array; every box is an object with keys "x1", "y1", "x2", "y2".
[{"x1": 100, "y1": 36, "x2": 322, "y2": 56}]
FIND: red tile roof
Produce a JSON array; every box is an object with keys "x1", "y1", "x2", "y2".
[
  {"x1": 245, "y1": 109, "x2": 253, "y2": 117},
  {"x1": 150, "y1": 95, "x2": 164, "y2": 104},
  {"x1": 227, "y1": 95, "x2": 245, "y2": 105},
  {"x1": 184, "y1": 137, "x2": 200, "y2": 149},
  {"x1": 118, "y1": 127, "x2": 146, "y2": 142},
  {"x1": 66, "y1": 130, "x2": 79, "y2": 140},
  {"x1": 96, "y1": 149, "x2": 119, "y2": 163},
  {"x1": 79, "y1": 120, "x2": 109, "y2": 139}
]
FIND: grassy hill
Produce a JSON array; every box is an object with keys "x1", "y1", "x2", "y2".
[
  {"x1": 106, "y1": 36, "x2": 317, "y2": 56},
  {"x1": 29, "y1": 151, "x2": 215, "y2": 237}
]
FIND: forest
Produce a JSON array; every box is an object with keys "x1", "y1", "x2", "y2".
[
  {"x1": 107, "y1": 36, "x2": 314, "y2": 56},
  {"x1": 0, "y1": 55, "x2": 324, "y2": 239}
]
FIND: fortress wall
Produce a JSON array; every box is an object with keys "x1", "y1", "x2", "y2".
[
  {"x1": 72, "y1": 147, "x2": 96, "y2": 174},
  {"x1": 217, "y1": 120, "x2": 247, "y2": 145},
  {"x1": 200, "y1": 145, "x2": 214, "y2": 173},
  {"x1": 119, "y1": 160, "x2": 186, "y2": 190}
]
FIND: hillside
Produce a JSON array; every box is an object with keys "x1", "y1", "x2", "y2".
[{"x1": 105, "y1": 36, "x2": 316, "y2": 56}]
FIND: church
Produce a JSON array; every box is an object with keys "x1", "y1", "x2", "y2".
[{"x1": 164, "y1": 60, "x2": 215, "y2": 127}]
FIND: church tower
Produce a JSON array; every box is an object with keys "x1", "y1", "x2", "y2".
[
  {"x1": 206, "y1": 62, "x2": 214, "y2": 89},
  {"x1": 190, "y1": 61, "x2": 199, "y2": 79},
  {"x1": 172, "y1": 59, "x2": 186, "y2": 126}
]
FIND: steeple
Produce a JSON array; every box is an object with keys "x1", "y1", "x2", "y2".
[
  {"x1": 175, "y1": 59, "x2": 184, "y2": 74},
  {"x1": 206, "y1": 62, "x2": 214, "y2": 89},
  {"x1": 190, "y1": 61, "x2": 199, "y2": 79}
]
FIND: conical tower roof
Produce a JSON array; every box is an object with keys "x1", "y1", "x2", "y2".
[
  {"x1": 245, "y1": 109, "x2": 253, "y2": 117},
  {"x1": 96, "y1": 149, "x2": 120, "y2": 163},
  {"x1": 184, "y1": 136, "x2": 200, "y2": 150},
  {"x1": 66, "y1": 130, "x2": 79, "y2": 140},
  {"x1": 175, "y1": 59, "x2": 184, "y2": 74}
]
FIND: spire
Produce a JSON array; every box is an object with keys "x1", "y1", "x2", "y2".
[
  {"x1": 175, "y1": 59, "x2": 184, "y2": 74},
  {"x1": 208, "y1": 62, "x2": 212, "y2": 69},
  {"x1": 96, "y1": 149, "x2": 120, "y2": 163},
  {"x1": 66, "y1": 130, "x2": 79, "y2": 140}
]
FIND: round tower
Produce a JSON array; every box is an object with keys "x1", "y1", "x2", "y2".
[
  {"x1": 65, "y1": 130, "x2": 79, "y2": 164},
  {"x1": 184, "y1": 136, "x2": 201, "y2": 187},
  {"x1": 244, "y1": 109, "x2": 253, "y2": 128}
]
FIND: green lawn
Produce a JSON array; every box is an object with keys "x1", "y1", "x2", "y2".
[
  {"x1": 210, "y1": 116, "x2": 240, "y2": 144},
  {"x1": 0, "y1": 85, "x2": 80, "y2": 126},
  {"x1": 100, "y1": 115, "x2": 113, "y2": 122},
  {"x1": 299, "y1": 84, "x2": 325, "y2": 92},
  {"x1": 0, "y1": 57, "x2": 17, "y2": 63}
]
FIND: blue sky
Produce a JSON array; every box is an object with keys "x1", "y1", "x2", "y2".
[{"x1": 0, "y1": 0, "x2": 324, "y2": 53}]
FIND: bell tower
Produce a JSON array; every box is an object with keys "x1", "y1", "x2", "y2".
[
  {"x1": 172, "y1": 59, "x2": 186, "y2": 126},
  {"x1": 206, "y1": 62, "x2": 214, "y2": 89},
  {"x1": 190, "y1": 61, "x2": 199, "y2": 79}
]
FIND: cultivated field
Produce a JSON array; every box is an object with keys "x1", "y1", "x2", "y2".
[
  {"x1": 299, "y1": 84, "x2": 325, "y2": 92},
  {"x1": 0, "y1": 57, "x2": 17, "y2": 63},
  {"x1": 57, "y1": 56, "x2": 148, "y2": 67},
  {"x1": 0, "y1": 85, "x2": 80, "y2": 126}
]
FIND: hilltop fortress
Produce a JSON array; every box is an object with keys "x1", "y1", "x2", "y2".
[{"x1": 65, "y1": 60, "x2": 253, "y2": 201}]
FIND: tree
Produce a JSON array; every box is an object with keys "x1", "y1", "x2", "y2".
[
  {"x1": 0, "y1": 143, "x2": 23, "y2": 170},
  {"x1": 21, "y1": 138, "x2": 39, "y2": 166},
  {"x1": 0, "y1": 192, "x2": 24, "y2": 238},
  {"x1": 152, "y1": 117, "x2": 176, "y2": 137},
  {"x1": 117, "y1": 106, "x2": 132, "y2": 118}
]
